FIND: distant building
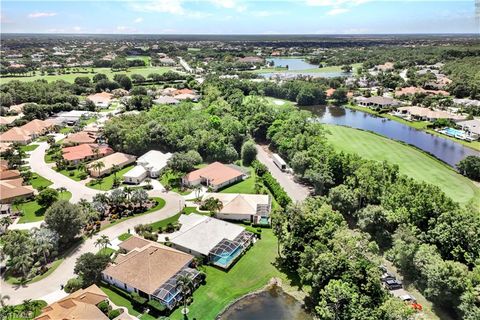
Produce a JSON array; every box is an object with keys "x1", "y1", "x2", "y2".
[
  {"x1": 63, "y1": 131, "x2": 98, "y2": 146},
  {"x1": 88, "y1": 152, "x2": 136, "y2": 177},
  {"x1": 354, "y1": 96, "x2": 401, "y2": 109},
  {"x1": 123, "y1": 150, "x2": 172, "y2": 184},
  {"x1": 54, "y1": 110, "x2": 93, "y2": 126},
  {"x1": 86, "y1": 92, "x2": 114, "y2": 109},
  {"x1": 396, "y1": 106, "x2": 466, "y2": 122},
  {"x1": 457, "y1": 119, "x2": 480, "y2": 140},
  {"x1": 0, "y1": 119, "x2": 54, "y2": 144},
  {"x1": 0, "y1": 178, "x2": 35, "y2": 204},
  {"x1": 62, "y1": 144, "x2": 114, "y2": 165}
]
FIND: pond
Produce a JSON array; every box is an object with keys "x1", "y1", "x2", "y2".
[
  {"x1": 217, "y1": 286, "x2": 312, "y2": 320},
  {"x1": 300, "y1": 105, "x2": 480, "y2": 167},
  {"x1": 262, "y1": 58, "x2": 349, "y2": 78}
]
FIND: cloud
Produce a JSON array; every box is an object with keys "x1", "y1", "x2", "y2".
[
  {"x1": 252, "y1": 11, "x2": 285, "y2": 17},
  {"x1": 28, "y1": 12, "x2": 57, "y2": 18},
  {"x1": 130, "y1": 0, "x2": 185, "y2": 15},
  {"x1": 210, "y1": 0, "x2": 246, "y2": 12},
  {"x1": 306, "y1": 0, "x2": 370, "y2": 6},
  {"x1": 134, "y1": 17, "x2": 143, "y2": 23},
  {"x1": 327, "y1": 8, "x2": 349, "y2": 15}
]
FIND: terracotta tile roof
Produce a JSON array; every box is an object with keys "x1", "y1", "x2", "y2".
[
  {"x1": 173, "y1": 88, "x2": 194, "y2": 96},
  {"x1": 88, "y1": 152, "x2": 136, "y2": 173},
  {"x1": 20, "y1": 119, "x2": 53, "y2": 135},
  {"x1": 184, "y1": 162, "x2": 244, "y2": 187},
  {"x1": 62, "y1": 144, "x2": 113, "y2": 162},
  {"x1": 0, "y1": 115, "x2": 21, "y2": 126},
  {"x1": 0, "y1": 127, "x2": 31, "y2": 143},
  {"x1": 87, "y1": 92, "x2": 113, "y2": 104},
  {"x1": 118, "y1": 235, "x2": 151, "y2": 252},
  {"x1": 63, "y1": 131, "x2": 98, "y2": 145},
  {"x1": 0, "y1": 143, "x2": 12, "y2": 153},
  {"x1": 0, "y1": 169, "x2": 21, "y2": 180},
  {"x1": 35, "y1": 284, "x2": 108, "y2": 320},
  {"x1": 103, "y1": 237, "x2": 193, "y2": 295},
  {"x1": 0, "y1": 178, "x2": 34, "y2": 203},
  {"x1": 395, "y1": 86, "x2": 449, "y2": 97},
  {"x1": 202, "y1": 193, "x2": 270, "y2": 216}
]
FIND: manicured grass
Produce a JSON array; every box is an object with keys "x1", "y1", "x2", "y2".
[
  {"x1": 29, "y1": 173, "x2": 53, "y2": 190},
  {"x1": 182, "y1": 206, "x2": 201, "y2": 215},
  {"x1": 160, "y1": 170, "x2": 191, "y2": 195},
  {"x1": 60, "y1": 126, "x2": 74, "y2": 134},
  {"x1": 220, "y1": 168, "x2": 256, "y2": 194},
  {"x1": 0, "y1": 66, "x2": 176, "y2": 84},
  {"x1": 149, "y1": 212, "x2": 181, "y2": 230},
  {"x1": 126, "y1": 55, "x2": 151, "y2": 65},
  {"x1": 118, "y1": 233, "x2": 133, "y2": 241},
  {"x1": 19, "y1": 144, "x2": 39, "y2": 152},
  {"x1": 87, "y1": 165, "x2": 135, "y2": 190},
  {"x1": 57, "y1": 167, "x2": 87, "y2": 181},
  {"x1": 345, "y1": 104, "x2": 480, "y2": 151},
  {"x1": 325, "y1": 124, "x2": 480, "y2": 206},
  {"x1": 170, "y1": 229, "x2": 295, "y2": 320},
  {"x1": 4, "y1": 300, "x2": 47, "y2": 319},
  {"x1": 17, "y1": 191, "x2": 72, "y2": 223},
  {"x1": 98, "y1": 247, "x2": 116, "y2": 257},
  {"x1": 100, "y1": 197, "x2": 166, "y2": 231}
]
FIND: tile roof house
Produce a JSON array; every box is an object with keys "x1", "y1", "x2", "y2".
[
  {"x1": 0, "y1": 127, "x2": 33, "y2": 144},
  {"x1": 397, "y1": 106, "x2": 466, "y2": 122},
  {"x1": 202, "y1": 193, "x2": 271, "y2": 223},
  {"x1": 0, "y1": 169, "x2": 21, "y2": 180},
  {"x1": 102, "y1": 237, "x2": 200, "y2": 309},
  {"x1": 0, "y1": 114, "x2": 22, "y2": 126},
  {"x1": 182, "y1": 162, "x2": 246, "y2": 191},
  {"x1": 355, "y1": 96, "x2": 401, "y2": 109},
  {"x1": 63, "y1": 131, "x2": 98, "y2": 145},
  {"x1": 35, "y1": 284, "x2": 108, "y2": 320},
  {"x1": 62, "y1": 144, "x2": 114, "y2": 165},
  {"x1": 86, "y1": 92, "x2": 114, "y2": 108},
  {"x1": 395, "y1": 86, "x2": 449, "y2": 97},
  {"x1": 0, "y1": 119, "x2": 53, "y2": 144},
  {"x1": 0, "y1": 177, "x2": 35, "y2": 204},
  {"x1": 88, "y1": 152, "x2": 136, "y2": 177}
]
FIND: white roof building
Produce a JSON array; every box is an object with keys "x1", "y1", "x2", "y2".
[
  {"x1": 55, "y1": 110, "x2": 92, "y2": 125},
  {"x1": 123, "y1": 150, "x2": 172, "y2": 184}
]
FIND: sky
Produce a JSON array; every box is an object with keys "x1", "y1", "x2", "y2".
[{"x1": 1, "y1": 0, "x2": 478, "y2": 34}]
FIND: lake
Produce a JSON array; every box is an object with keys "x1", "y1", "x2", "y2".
[
  {"x1": 300, "y1": 105, "x2": 480, "y2": 167},
  {"x1": 217, "y1": 287, "x2": 312, "y2": 320},
  {"x1": 263, "y1": 58, "x2": 349, "y2": 78}
]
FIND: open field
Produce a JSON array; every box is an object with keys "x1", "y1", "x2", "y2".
[
  {"x1": 0, "y1": 66, "x2": 175, "y2": 84},
  {"x1": 17, "y1": 191, "x2": 72, "y2": 223},
  {"x1": 325, "y1": 124, "x2": 480, "y2": 206}
]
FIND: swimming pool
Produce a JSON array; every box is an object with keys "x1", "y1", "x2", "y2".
[
  {"x1": 258, "y1": 217, "x2": 270, "y2": 225},
  {"x1": 212, "y1": 246, "x2": 243, "y2": 268},
  {"x1": 441, "y1": 127, "x2": 467, "y2": 138}
]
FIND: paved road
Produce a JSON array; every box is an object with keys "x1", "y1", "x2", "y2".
[
  {"x1": 27, "y1": 142, "x2": 104, "y2": 203},
  {"x1": 255, "y1": 145, "x2": 310, "y2": 203},
  {"x1": 2, "y1": 190, "x2": 184, "y2": 305}
]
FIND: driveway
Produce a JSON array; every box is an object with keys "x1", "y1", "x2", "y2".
[
  {"x1": 27, "y1": 142, "x2": 104, "y2": 203},
  {"x1": 1, "y1": 191, "x2": 185, "y2": 305},
  {"x1": 255, "y1": 144, "x2": 310, "y2": 203}
]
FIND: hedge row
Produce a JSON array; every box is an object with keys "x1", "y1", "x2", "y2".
[{"x1": 252, "y1": 160, "x2": 292, "y2": 208}]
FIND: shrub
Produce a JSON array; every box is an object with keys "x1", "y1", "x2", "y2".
[
  {"x1": 262, "y1": 172, "x2": 291, "y2": 208},
  {"x1": 98, "y1": 300, "x2": 111, "y2": 314},
  {"x1": 108, "y1": 309, "x2": 122, "y2": 319},
  {"x1": 78, "y1": 172, "x2": 88, "y2": 180},
  {"x1": 147, "y1": 299, "x2": 167, "y2": 313},
  {"x1": 143, "y1": 232, "x2": 158, "y2": 241},
  {"x1": 64, "y1": 276, "x2": 84, "y2": 293},
  {"x1": 131, "y1": 292, "x2": 148, "y2": 306}
]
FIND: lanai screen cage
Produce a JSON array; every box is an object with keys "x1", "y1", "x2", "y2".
[
  {"x1": 209, "y1": 231, "x2": 254, "y2": 269},
  {"x1": 152, "y1": 268, "x2": 200, "y2": 309}
]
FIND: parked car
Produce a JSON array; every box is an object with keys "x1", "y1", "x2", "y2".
[
  {"x1": 400, "y1": 294, "x2": 416, "y2": 303},
  {"x1": 381, "y1": 272, "x2": 396, "y2": 282},
  {"x1": 384, "y1": 279, "x2": 403, "y2": 290}
]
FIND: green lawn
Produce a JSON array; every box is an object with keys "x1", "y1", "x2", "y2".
[
  {"x1": 249, "y1": 62, "x2": 362, "y2": 75},
  {"x1": 182, "y1": 206, "x2": 201, "y2": 215},
  {"x1": 87, "y1": 165, "x2": 135, "y2": 190},
  {"x1": 160, "y1": 170, "x2": 191, "y2": 195},
  {"x1": 220, "y1": 168, "x2": 256, "y2": 194},
  {"x1": 126, "y1": 55, "x2": 151, "y2": 65},
  {"x1": 325, "y1": 124, "x2": 480, "y2": 206},
  {"x1": 17, "y1": 191, "x2": 72, "y2": 223},
  {"x1": 100, "y1": 197, "x2": 166, "y2": 231},
  {"x1": 118, "y1": 233, "x2": 133, "y2": 241},
  {"x1": 60, "y1": 126, "x2": 74, "y2": 134},
  {"x1": 57, "y1": 167, "x2": 87, "y2": 181},
  {"x1": 19, "y1": 144, "x2": 39, "y2": 152},
  {"x1": 29, "y1": 173, "x2": 53, "y2": 190},
  {"x1": 3, "y1": 300, "x2": 47, "y2": 320},
  {"x1": 170, "y1": 229, "x2": 296, "y2": 320},
  {"x1": 0, "y1": 66, "x2": 176, "y2": 84},
  {"x1": 149, "y1": 212, "x2": 181, "y2": 230}
]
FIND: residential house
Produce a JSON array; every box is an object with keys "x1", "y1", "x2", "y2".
[
  {"x1": 0, "y1": 114, "x2": 22, "y2": 126},
  {"x1": 457, "y1": 119, "x2": 480, "y2": 140},
  {"x1": 182, "y1": 162, "x2": 246, "y2": 191},
  {"x1": 153, "y1": 96, "x2": 179, "y2": 105},
  {"x1": 62, "y1": 144, "x2": 114, "y2": 165},
  {"x1": 202, "y1": 193, "x2": 271, "y2": 223},
  {"x1": 55, "y1": 110, "x2": 93, "y2": 126},
  {"x1": 123, "y1": 150, "x2": 172, "y2": 184},
  {"x1": 167, "y1": 213, "x2": 254, "y2": 269},
  {"x1": 102, "y1": 237, "x2": 201, "y2": 310},
  {"x1": 0, "y1": 119, "x2": 53, "y2": 144},
  {"x1": 395, "y1": 86, "x2": 449, "y2": 97},
  {"x1": 396, "y1": 106, "x2": 467, "y2": 122},
  {"x1": 35, "y1": 284, "x2": 108, "y2": 320},
  {"x1": 87, "y1": 92, "x2": 114, "y2": 109},
  {"x1": 0, "y1": 178, "x2": 35, "y2": 204},
  {"x1": 63, "y1": 131, "x2": 98, "y2": 145},
  {"x1": 354, "y1": 96, "x2": 401, "y2": 109},
  {"x1": 88, "y1": 152, "x2": 136, "y2": 177}
]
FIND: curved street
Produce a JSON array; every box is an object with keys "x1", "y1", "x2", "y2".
[{"x1": 2, "y1": 141, "x2": 185, "y2": 304}]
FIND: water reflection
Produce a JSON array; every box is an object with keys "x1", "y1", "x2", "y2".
[
  {"x1": 300, "y1": 105, "x2": 480, "y2": 167},
  {"x1": 218, "y1": 286, "x2": 312, "y2": 320}
]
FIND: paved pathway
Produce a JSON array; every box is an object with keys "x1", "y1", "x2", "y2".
[
  {"x1": 27, "y1": 142, "x2": 104, "y2": 203},
  {"x1": 1, "y1": 191, "x2": 184, "y2": 305},
  {"x1": 255, "y1": 144, "x2": 310, "y2": 203}
]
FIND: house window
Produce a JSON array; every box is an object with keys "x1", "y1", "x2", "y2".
[{"x1": 124, "y1": 283, "x2": 127, "y2": 289}]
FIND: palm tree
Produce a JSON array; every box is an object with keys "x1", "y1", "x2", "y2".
[
  {"x1": 95, "y1": 235, "x2": 111, "y2": 250},
  {"x1": 21, "y1": 299, "x2": 34, "y2": 318},
  {"x1": 0, "y1": 294, "x2": 10, "y2": 307},
  {"x1": 123, "y1": 186, "x2": 133, "y2": 201},
  {"x1": 193, "y1": 184, "x2": 202, "y2": 200},
  {"x1": 112, "y1": 164, "x2": 120, "y2": 179},
  {"x1": 176, "y1": 274, "x2": 194, "y2": 316},
  {"x1": 91, "y1": 161, "x2": 105, "y2": 179},
  {"x1": 14, "y1": 254, "x2": 34, "y2": 279},
  {"x1": 36, "y1": 240, "x2": 53, "y2": 265}
]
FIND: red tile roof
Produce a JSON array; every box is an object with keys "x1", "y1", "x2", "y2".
[{"x1": 184, "y1": 162, "x2": 244, "y2": 187}]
